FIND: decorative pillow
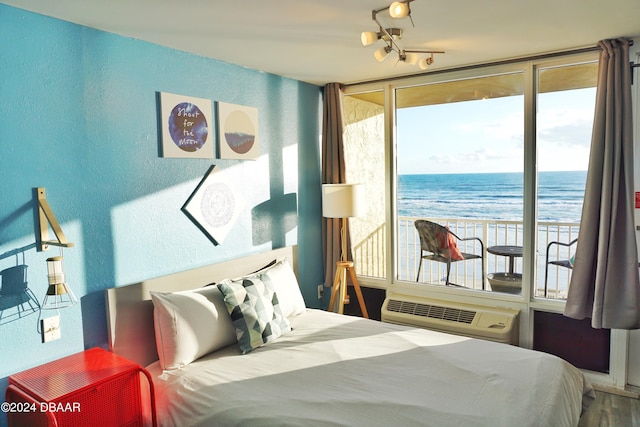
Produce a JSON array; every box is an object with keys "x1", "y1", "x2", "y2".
[
  {"x1": 217, "y1": 275, "x2": 291, "y2": 354},
  {"x1": 435, "y1": 228, "x2": 464, "y2": 261},
  {"x1": 259, "y1": 258, "x2": 306, "y2": 318},
  {"x1": 150, "y1": 286, "x2": 237, "y2": 370}
]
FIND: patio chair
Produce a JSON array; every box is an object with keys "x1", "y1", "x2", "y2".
[
  {"x1": 415, "y1": 219, "x2": 485, "y2": 288},
  {"x1": 544, "y1": 238, "x2": 578, "y2": 298}
]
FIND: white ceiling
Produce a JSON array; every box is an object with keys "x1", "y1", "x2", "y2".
[{"x1": 3, "y1": 0, "x2": 640, "y2": 86}]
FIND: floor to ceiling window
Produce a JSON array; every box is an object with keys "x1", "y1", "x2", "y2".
[
  {"x1": 343, "y1": 51, "x2": 598, "y2": 301},
  {"x1": 396, "y1": 73, "x2": 525, "y2": 293},
  {"x1": 535, "y1": 61, "x2": 596, "y2": 300}
]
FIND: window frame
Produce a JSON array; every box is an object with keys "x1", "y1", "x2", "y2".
[{"x1": 344, "y1": 52, "x2": 599, "y2": 312}]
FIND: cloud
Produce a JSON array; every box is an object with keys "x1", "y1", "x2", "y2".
[
  {"x1": 538, "y1": 108, "x2": 593, "y2": 147},
  {"x1": 432, "y1": 148, "x2": 512, "y2": 163},
  {"x1": 459, "y1": 110, "x2": 524, "y2": 144}
]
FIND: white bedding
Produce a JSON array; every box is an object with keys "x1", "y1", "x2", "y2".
[{"x1": 147, "y1": 309, "x2": 594, "y2": 427}]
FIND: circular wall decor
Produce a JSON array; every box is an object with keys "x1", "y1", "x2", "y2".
[
  {"x1": 200, "y1": 182, "x2": 235, "y2": 228},
  {"x1": 224, "y1": 110, "x2": 255, "y2": 154},
  {"x1": 168, "y1": 102, "x2": 208, "y2": 152},
  {"x1": 181, "y1": 165, "x2": 245, "y2": 245}
]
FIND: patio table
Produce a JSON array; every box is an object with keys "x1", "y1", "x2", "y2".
[{"x1": 487, "y1": 245, "x2": 523, "y2": 274}]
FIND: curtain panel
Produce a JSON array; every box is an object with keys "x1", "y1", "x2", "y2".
[
  {"x1": 321, "y1": 83, "x2": 353, "y2": 289},
  {"x1": 564, "y1": 38, "x2": 640, "y2": 329}
]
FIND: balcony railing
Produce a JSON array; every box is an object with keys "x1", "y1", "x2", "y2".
[{"x1": 353, "y1": 217, "x2": 579, "y2": 299}]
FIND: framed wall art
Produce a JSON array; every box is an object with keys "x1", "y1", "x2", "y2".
[
  {"x1": 217, "y1": 102, "x2": 259, "y2": 160},
  {"x1": 182, "y1": 165, "x2": 244, "y2": 245},
  {"x1": 159, "y1": 92, "x2": 214, "y2": 158}
]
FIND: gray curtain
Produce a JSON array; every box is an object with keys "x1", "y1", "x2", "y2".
[
  {"x1": 321, "y1": 83, "x2": 352, "y2": 289},
  {"x1": 564, "y1": 38, "x2": 640, "y2": 329}
]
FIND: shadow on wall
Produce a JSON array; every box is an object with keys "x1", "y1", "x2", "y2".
[
  {"x1": 251, "y1": 193, "x2": 298, "y2": 247},
  {"x1": 0, "y1": 246, "x2": 40, "y2": 325}
]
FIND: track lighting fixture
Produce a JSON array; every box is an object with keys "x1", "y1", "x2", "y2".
[{"x1": 361, "y1": 0, "x2": 443, "y2": 69}]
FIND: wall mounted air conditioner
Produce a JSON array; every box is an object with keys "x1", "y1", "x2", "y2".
[{"x1": 382, "y1": 294, "x2": 520, "y2": 345}]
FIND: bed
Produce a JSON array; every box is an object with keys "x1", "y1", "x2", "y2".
[{"x1": 106, "y1": 245, "x2": 594, "y2": 427}]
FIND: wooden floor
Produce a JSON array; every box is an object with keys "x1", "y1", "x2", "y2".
[{"x1": 578, "y1": 391, "x2": 640, "y2": 427}]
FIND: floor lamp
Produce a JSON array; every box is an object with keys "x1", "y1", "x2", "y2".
[{"x1": 322, "y1": 184, "x2": 369, "y2": 318}]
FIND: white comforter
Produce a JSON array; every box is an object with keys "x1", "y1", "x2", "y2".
[{"x1": 147, "y1": 309, "x2": 594, "y2": 427}]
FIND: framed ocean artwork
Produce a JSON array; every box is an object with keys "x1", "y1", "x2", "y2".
[
  {"x1": 217, "y1": 102, "x2": 259, "y2": 160},
  {"x1": 181, "y1": 165, "x2": 245, "y2": 245},
  {"x1": 159, "y1": 92, "x2": 214, "y2": 158}
]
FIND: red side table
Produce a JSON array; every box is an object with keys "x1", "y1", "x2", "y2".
[{"x1": 6, "y1": 347, "x2": 156, "y2": 427}]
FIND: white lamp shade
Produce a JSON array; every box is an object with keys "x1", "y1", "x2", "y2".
[
  {"x1": 404, "y1": 52, "x2": 419, "y2": 65},
  {"x1": 42, "y1": 255, "x2": 77, "y2": 310},
  {"x1": 322, "y1": 184, "x2": 365, "y2": 218},
  {"x1": 46, "y1": 256, "x2": 65, "y2": 284},
  {"x1": 389, "y1": 1, "x2": 410, "y2": 18},
  {"x1": 374, "y1": 46, "x2": 391, "y2": 62},
  {"x1": 361, "y1": 31, "x2": 379, "y2": 47},
  {"x1": 419, "y1": 56, "x2": 433, "y2": 70}
]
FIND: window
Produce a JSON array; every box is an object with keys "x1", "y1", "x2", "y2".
[
  {"x1": 343, "y1": 52, "x2": 598, "y2": 301},
  {"x1": 535, "y1": 62, "x2": 596, "y2": 299},
  {"x1": 343, "y1": 90, "x2": 387, "y2": 281},
  {"x1": 396, "y1": 73, "x2": 525, "y2": 291}
]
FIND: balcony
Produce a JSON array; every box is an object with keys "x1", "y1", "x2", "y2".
[{"x1": 353, "y1": 217, "x2": 579, "y2": 300}]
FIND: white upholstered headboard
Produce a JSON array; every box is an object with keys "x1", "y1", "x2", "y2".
[{"x1": 105, "y1": 245, "x2": 298, "y2": 367}]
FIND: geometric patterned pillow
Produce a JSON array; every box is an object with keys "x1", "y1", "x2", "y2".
[{"x1": 217, "y1": 275, "x2": 291, "y2": 354}]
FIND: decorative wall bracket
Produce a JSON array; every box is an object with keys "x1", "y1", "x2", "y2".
[{"x1": 36, "y1": 187, "x2": 74, "y2": 251}]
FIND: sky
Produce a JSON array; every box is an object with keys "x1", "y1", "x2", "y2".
[{"x1": 396, "y1": 87, "x2": 596, "y2": 175}]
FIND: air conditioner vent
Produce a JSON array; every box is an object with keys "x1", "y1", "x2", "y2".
[
  {"x1": 382, "y1": 295, "x2": 520, "y2": 344},
  {"x1": 386, "y1": 299, "x2": 476, "y2": 324}
]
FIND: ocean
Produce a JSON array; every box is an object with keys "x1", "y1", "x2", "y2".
[{"x1": 398, "y1": 171, "x2": 586, "y2": 222}]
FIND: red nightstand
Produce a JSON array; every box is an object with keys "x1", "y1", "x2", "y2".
[{"x1": 6, "y1": 347, "x2": 156, "y2": 427}]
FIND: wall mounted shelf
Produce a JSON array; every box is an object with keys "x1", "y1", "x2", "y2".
[{"x1": 36, "y1": 187, "x2": 74, "y2": 252}]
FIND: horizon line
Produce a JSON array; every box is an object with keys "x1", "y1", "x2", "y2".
[{"x1": 400, "y1": 170, "x2": 587, "y2": 176}]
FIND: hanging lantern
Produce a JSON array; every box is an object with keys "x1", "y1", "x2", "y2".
[{"x1": 42, "y1": 256, "x2": 77, "y2": 310}]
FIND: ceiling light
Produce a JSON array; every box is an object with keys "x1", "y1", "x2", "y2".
[
  {"x1": 418, "y1": 54, "x2": 434, "y2": 70},
  {"x1": 403, "y1": 52, "x2": 419, "y2": 65},
  {"x1": 361, "y1": 31, "x2": 380, "y2": 47},
  {"x1": 362, "y1": 1, "x2": 444, "y2": 70},
  {"x1": 389, "y1": 1, "x2": 410, "y2": 18},
  {"x1": 374, "y1": 46, "x2": 392, "y2": 62}
]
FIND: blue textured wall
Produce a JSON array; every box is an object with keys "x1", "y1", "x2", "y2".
[{"x1": 0, "y1": 4, "x2": 323, "y2": 415}]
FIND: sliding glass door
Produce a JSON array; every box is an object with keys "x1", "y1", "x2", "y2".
[
  {"x1": 343, "y1": 51, "x2": 598, "y2": 301},
  {"x1": 396, "y1": 73, "x2": 525, "y2": 292}
]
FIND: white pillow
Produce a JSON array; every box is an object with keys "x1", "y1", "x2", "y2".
[
  {"x1": 150, "y1": 286, "x2": 237, "y2": 370},
  {"x1": 259, "y1": 258, "x2": 306, "y2": 318}
]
